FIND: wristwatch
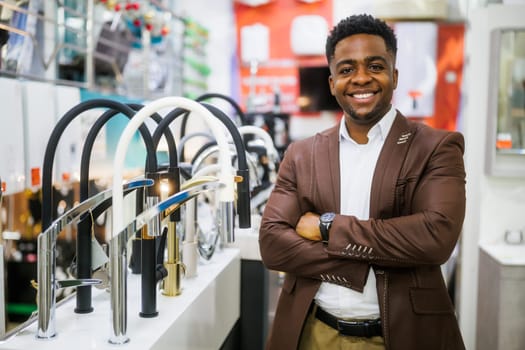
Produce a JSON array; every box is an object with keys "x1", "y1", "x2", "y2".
[{"x1": 319, "y1": 212, "x2": 335, "y2": 243}]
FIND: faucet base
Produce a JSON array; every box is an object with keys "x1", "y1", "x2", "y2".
[
  {"x1": 182, "y1": 241, "x2": 199, "y2": 278},
  {"x1": 161, "y1": 262, "x2": 184, "y2": 296},
  {"x1": 36, "y1": 332, "x2": 57, "y2": 340},
  {"x1": 139, "y1": 310, "x2": 159, "y2": 318},
  {"x1": 108, "y1": 335, "x2": 130, "y2": 345},
  {"x1": 74, "y1": 306, "x2": 94, "y2": 314}
]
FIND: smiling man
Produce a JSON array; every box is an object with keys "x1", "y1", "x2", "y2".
[{"x1": 259, "y1": 14, "x2": 467, "y2": 350}]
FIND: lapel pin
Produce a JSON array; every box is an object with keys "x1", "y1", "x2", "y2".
[{"x1": 397, "y1": 132, "x2": 411, "y2": 144}]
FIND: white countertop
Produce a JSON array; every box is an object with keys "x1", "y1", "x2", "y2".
[
  {"x1": 1, "y1": 248, "x2": 241, "y2": 350},
  {"x1": 225, "y1": 227, "x2": 261, "y2": 261},
  {"x1": 479, "y1": 242, "x2": 525, "y2": 266}
]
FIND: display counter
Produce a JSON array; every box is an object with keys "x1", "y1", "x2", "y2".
[
  {"x1": 477, "y1": 243, "x2": 525, "y2": 350},
  {"x1": 1, "y1": 248, "x2": 241, "y2": 350}
]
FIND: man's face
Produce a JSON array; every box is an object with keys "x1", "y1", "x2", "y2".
[{"x1": 328, "y1": 34, "x2": 398, "y2": 127}]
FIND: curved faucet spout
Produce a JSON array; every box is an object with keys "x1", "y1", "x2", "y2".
[{"x1": 115, "y1": 179, "x2": 222, "y2": 244}]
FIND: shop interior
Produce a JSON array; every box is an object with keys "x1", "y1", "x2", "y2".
[{"x1": 0, "y1": 0, "x2": 524, "y2": 349}]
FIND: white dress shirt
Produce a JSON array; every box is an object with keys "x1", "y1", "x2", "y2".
[{"x1": 314, "y1": 106, "x2": 396, "y2": 319}]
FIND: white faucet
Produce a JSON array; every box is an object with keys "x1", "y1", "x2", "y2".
[{"x1": 109, "y1": 96, "x2": 235, "y2": 344}]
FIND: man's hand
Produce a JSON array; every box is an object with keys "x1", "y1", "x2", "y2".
[{"x1": 296, "y1": 211, "x2": 321, "y2": 241}]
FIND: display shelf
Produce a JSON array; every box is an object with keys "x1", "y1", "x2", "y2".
[
  {"x1": 477, "y1": 244, "x2": 525, "y2": 350},
  {"x1": 0, "y1": 1, "x2": 206, "y2": 100},
  {"x1": 1, "y1": 248, "x2": 240, "y2": 350}
]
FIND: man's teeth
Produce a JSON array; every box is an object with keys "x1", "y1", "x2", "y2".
[{"x1": 353, "y1": 93, "x2": 374, "y2": 99}]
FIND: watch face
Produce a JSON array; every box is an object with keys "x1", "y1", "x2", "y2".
[{"x1": 320, "y1": 212, "x2": 336, "y2": 223}]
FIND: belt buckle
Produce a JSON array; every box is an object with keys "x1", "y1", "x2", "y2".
[{"x1": 337, "y1": 319, "x2": 373, "y2": 338}]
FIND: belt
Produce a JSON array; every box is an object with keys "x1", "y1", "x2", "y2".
[{"x1": 314, "y1": 306, "x2": 382, "y2": 338}]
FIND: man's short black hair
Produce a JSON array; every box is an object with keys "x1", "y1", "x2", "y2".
[{"x1": 325, "y1": 14, "x2": 397, "y2": 64}]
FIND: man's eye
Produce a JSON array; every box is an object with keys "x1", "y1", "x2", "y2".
[
  {"x1": 369, "y1": 64, "x2": 384, "y2": 71},
  {"x1": 340, "y1": 67, "x2": 354, "y2": 74}
]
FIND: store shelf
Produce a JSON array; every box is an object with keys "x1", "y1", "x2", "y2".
[{"x1": 2, "y1": 248, "x2": 241, "y2": 350}]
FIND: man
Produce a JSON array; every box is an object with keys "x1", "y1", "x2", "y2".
[{"x1": 259, "y1": 14, "x2": 466, "y2": 350}]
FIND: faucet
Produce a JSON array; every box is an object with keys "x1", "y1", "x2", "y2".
[
  {"x1": 189, "y1": 145, "x2": 257, "y2": 262},
  {"x1": 36, "y1": 179, "x2": 153, "y2": 339},
  {"x1": 158, "y1": 175, "x2": 216, "y2": 295},
  {"x1": 195, "y1": 92, "x2": 249, "y2": 126},
  {"x1": 40, "y1": 99, "x2": 158, "y2": 314},
  {"x1": 151, "y1": 101, "x2": 252, "y2": 278},
  {"x1": 110, "y1": 178, "x2": 223, "y2": 303},
  {"x1": 153, "y1": 102, "x2": 251, "y2": 232},
  {"x1": 109, "y1": 96, "x2": 236, "y2": 344},
  {"x1": 153, "y1": 168, "x2": 182, "y2": 297},
  {"x1": 237, "y1": 125, "x2": 280, "y2": 214},
  {"x1": 77, "y1": 103, "x2": 177, "y2": 317}
]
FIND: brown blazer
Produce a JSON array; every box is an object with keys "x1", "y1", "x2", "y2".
[{"x1": 259, "y1": 112, "x2": 466, "y2": 350}]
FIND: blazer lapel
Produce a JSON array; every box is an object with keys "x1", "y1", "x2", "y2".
[
  {"x1": 316, "y1": 126, "x2": 340, "y2": 213},
  {"x1": 370, "y1": 112, "x2": 415, "y2": 218}
]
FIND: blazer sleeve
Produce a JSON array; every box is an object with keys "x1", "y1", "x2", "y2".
[
  {"x1": 326, "y1": 130, "x2": 466, "y2": 267},
  {"x1": 259, "y1": 140, "x2": 370, "y2": 291}
]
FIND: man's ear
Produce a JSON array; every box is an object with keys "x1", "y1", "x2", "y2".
[
  {"x1": 393, "y1": 68, "x2": 399, "y2": 90},
  {"x1": 328, "y1": 74, "x2": 335, "y2": 96}
]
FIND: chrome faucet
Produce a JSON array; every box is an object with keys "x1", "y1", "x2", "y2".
[
  {"x1": 39, "y1": 98, "x2": 159, "y2": 315},
  {"x1": 189, "y1": 145, "x2": 258, "y2": 262},
  {"x1": 109, "y1": 179, "x2": 223, "y2": 344},
  {"x1": 36, "y1": 179, "x2": 153, "y2": 339}
]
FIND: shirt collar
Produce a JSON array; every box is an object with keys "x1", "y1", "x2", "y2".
[{"x1": 339, "y1": 106, "x2": 397, "y2": 142}]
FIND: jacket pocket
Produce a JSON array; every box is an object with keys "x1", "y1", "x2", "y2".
[
  {"x1": 282, "y1": 274, "x2": 296, "y2": 294},
  {"x1": 409, "y1": 287, "x2": 454, "y2": 315}
]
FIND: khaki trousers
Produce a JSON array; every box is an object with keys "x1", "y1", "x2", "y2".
[{"x1": 298, "y1": 306, "x2": 385, "y2": 350}]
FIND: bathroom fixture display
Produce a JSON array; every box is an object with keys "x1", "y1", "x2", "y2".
[
  {"x1": 109, "y1": 96, "x2": 236, "y2": 344},
  {"x1": 36, "y1": 178, "x2": 153, "y2": 340},
  {"x1": 40, "y1": 99, "x2": 157, "y2": 315}
]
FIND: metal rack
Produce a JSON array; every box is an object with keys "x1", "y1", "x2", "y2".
[{"x1": 0, "y1": 0, "x2": 208, "y2": 99}]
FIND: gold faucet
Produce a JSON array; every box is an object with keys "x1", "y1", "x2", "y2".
[{"x1": 161, "y1": 221, "x2": 184, "y2": 296}]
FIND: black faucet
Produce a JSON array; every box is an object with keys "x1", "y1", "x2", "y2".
[
  {"x1": 40, "y1": 99, "x2": 158, "y2": 315},
  {"x1": 76, "y1": 103, "x2": 177, "y2": 317},
  {"x1": 153, "y1": 102, "x2": 251, "y2": 231}
]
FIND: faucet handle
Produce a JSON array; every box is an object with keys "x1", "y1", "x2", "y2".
[{"x1": 55, "y1": 278, "x2": 102, "y2": 289}]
